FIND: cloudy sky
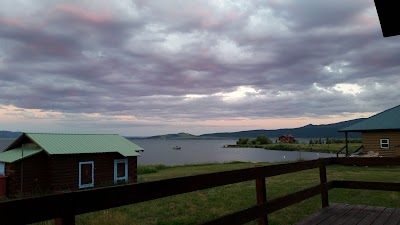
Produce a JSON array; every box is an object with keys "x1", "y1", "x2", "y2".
[{"x1": 0, "y1": 0, "x2": 399, "y2": 136}]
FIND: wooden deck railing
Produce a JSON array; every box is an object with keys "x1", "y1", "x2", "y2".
[
  {"x1": 1, "y1": 157, "x2": 400, "y2": 225},
  {"x1": 336, "y1": 145, "x2": 347, "y2": 157}
]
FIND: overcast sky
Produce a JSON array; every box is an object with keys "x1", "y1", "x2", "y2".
[{"x1": 0, "y1": 0, "x2": 399, "y2": 136}]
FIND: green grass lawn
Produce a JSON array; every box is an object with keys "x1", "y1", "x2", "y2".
[
  {"x1": 35, "y1": 162, "x2": 400, "y2": 225},
  {"x1": 264, "y1": 143, "x2": 362, "y2": 153},
  {"x1": 229, "y1": 143, "x2": 362, "y2": 154}
]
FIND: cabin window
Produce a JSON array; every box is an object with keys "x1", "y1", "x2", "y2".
[
  {"x1": 380, "y1": 139, "x2": 389, "y2": 149},
  {"x1": 114, "y1": 159, "x2": 128, "y2": 184},
  {"x1": 79, "y1": 161, "x2": 94, "y2": 189},
  {"x1": 0, "y1": 162, "x2": 5, "y2": 175}
]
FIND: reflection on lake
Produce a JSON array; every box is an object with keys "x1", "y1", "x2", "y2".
[{"x1": 0, "y1": 138, "x2": 341, "y2": 166}]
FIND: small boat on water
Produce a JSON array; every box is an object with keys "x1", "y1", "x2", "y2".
[{"x1": 172, "y1": 146, "x2": 181, "y2": 150}]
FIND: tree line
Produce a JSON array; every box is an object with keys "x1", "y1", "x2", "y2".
[
  {"x1": 236, "y1": 134, "x2": 272, "y2": 145},
  {"x1": 309, "y1": 137, "x2": 362, "y2": 144},
  {"x1": 236, "y1": 135, "x2": 362, "y2": 146}
]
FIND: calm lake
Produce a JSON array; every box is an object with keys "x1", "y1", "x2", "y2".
[
  {"x1": 0, "y1": 138, "x2": 340, "y2": 165},
  {"x1": 130, "y1": 139, "x2": 340, "y2": 165}
]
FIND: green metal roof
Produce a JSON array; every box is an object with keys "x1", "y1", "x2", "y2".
[
  {"x1": 339, "y1": 105, "x2": 400, "y2": 132},
  {"x1": 22, "y1": 133, "x2": 142, "y2": 157},
  {"x1": 0, "y1": 148, "x2": 43, "y2": 163}
]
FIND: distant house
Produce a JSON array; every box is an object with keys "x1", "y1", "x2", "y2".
[
  {"x1": 339, "y1": 105, "x2": 400, "y2": 157},
  {"x1": 278, "y1": 135, "x2": 298, "y2": 143},
  {"x1": 0, "y1": 133, "x2": 143, "y2": 197}
]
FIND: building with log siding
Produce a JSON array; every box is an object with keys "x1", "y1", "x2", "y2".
[
  {"x1": 339, "y1": 105, "x2": 400, "y2": 157},
  {"x1": 0, "y1": 133, "x2": 143, "y2": 197}
]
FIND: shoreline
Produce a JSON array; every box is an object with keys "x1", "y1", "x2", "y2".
[{"x1": 223, "y1": 143, "x2": 361, "y2": 154}]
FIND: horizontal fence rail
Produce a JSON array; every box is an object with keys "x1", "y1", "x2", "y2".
[
  {"x1": 0, "y1": 158, "x2": 330, "y2": 225},
  {"x1": 200, "y1": 182, "x2": 335, "y2": 225},
  {"x1": 333, "y1": 157, "x2": 400, "y2": 166},
  {"x1": 1, "y1": 157, "x2": 400, "y2": 225},
  {"x1": 333, "y1": 181, "x2": 400, "y2": 191}
]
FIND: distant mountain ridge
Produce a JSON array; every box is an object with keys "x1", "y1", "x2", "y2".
[
  {"x1": 0, "y1": 131, "x2": 22, "y2": 138},
  {"x1": 145, "y1": 118, "x2": 366, "y2": 139},
  {"x1": 0, "y1": 118, "x2": 365, "y2": 139}
]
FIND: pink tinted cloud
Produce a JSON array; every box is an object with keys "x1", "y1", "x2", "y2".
[
  {"x1": 0, "y1": 17, "x2": 32, "y2": 29},
  {"x1": 189, "y1": 3, "x2": 241, "y2": 29},
  {"x1": 354, "y1": 10, "x2": 379, "y2": 29},
  {"x1": 194, "y1": 7, "x2": 221, "y2": 29},
  {"x1": 55, "y1": 4, "x2": 112, "y2": 24},
  {"x1": 0, "y1": 17, "x2": 60, "y2": 57},
  {"x1": 27, "y1": 38, "x2": 72, "y2": 57}
]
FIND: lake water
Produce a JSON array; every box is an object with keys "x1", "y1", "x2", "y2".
[
  {"x1": 131, "y1": 139, "x2": 340, "y2": 165},
  {"x1": 0, "y1": 138, "x2": 340, "y2": 165}
]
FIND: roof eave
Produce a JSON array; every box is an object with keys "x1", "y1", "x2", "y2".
[
  {"x1": 338, "y1": 129, "x2": 361, "y2": 132},
  {"x1": 4, "y1": 133, "x2": 26, "y2": 151},
  {"x1": 47, "y1": 151, "x2": 140, "y2": 157},
  {"x1": 339, "y1": 128, "x2": 400, "y2": 132},
  {"x1": 0, "y1": 149, "x2": 44, "y2": 163}
]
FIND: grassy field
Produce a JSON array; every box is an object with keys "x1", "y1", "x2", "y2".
[
  {"x1": 263, "y1": 143, "x2": 362, "y2": 153},
  {"x1": 35, "y1": 161, "x2": 400, "y2": 225},
  {"x1": 227, "y1": 143, "x2": 362, "y2": 154}
]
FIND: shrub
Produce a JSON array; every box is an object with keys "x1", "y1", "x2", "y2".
[
  {"x1": 256, "y1": 134, "x2": 272, "y2": 144},
  {"x1": 236, "y1": 137, "x2": 249, "y2": 145},
  {"x1": 137, "y1": 164, "x2": 170, "y2": 175}
]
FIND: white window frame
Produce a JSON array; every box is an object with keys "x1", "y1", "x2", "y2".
[
  {"x1": 0, "y1": 162, "x2": 5, "y2": 175},
  {"x1": 79, "y1": 161, "x2": 94, "y2": 189},
  {"x1": 380, "y1": 139, "x2": 390, "y2": 149},
  {"x1": 114, "y1": 159, "x2": 128, "y2": 184}
]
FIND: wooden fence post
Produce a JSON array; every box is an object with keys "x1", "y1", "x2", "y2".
[
  {"x1": 256, "y1": 177, "x2": 268, "y2": 225},
  {"x1": 319, "y1": 165, "x2": 329, "y2": 208},
  {"x1": 55, "y1": 214, "x2": 75, "y2": 225}
]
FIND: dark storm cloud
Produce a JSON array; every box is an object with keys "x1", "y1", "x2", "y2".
[
  {"x1": 1, "y1": 0, "x2": 400, "y2": 130},
  {"x1": 263, "y1": 0, "x2": 372, "y2": 33}
]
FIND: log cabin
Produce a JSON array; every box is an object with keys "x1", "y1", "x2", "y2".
[
  {"x1": 339, "y1": 105, "x2": 400, "y2": 157},
  {"x1": 278, "y1": 134, "x2": 298, "y2": 143},
  {"x1": 0, "y1": 133, "x2": 143, "y2": 197}
]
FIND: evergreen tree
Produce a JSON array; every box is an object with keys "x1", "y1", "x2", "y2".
[
  {"x1": 236, "y1": 137, "x2": 249, "y2": 145},
  {"x1": 256, "y1": 134, "x2": 272, "y2": 144}
]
